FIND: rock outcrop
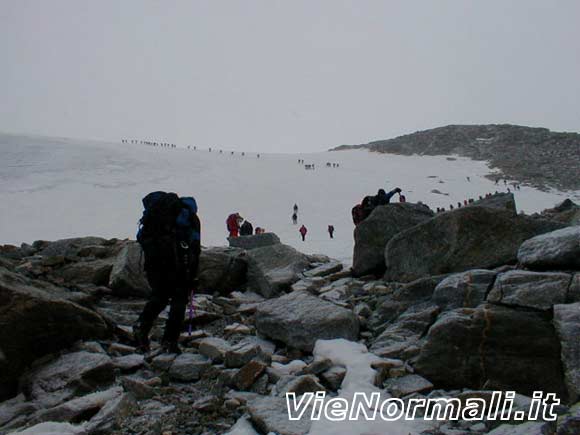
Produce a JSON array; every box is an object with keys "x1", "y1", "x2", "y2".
[
  {"x1": 0, "y1": 267, "x2": 110, "y2": 400},
  {"x1": 352, "y1": 203, "x2": 434, "y2": 276},
  {"x1": 385, "y1": 207, "x2": 564, "y2": 282}
]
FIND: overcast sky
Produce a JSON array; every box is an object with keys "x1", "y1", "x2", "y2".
[{"x1": 1, "y1": 1, "x2": 579, "y2": 153}]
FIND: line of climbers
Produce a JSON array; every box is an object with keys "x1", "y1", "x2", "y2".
[
  {"x1": 436, "y1": 190, "x2": 513, "y2": 213},
  {"x1": 121, "y1": 139, "x2": 261, "y2": 158},
  {"x1": 122, "y1": 139, "x2": 177, "y2": 148}
]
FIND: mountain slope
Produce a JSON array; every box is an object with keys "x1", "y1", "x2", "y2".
[{"x1": 331, "y1": 124, "x2": 580, "y2": 191}]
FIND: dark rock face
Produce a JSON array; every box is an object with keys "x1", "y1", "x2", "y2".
[
  {"x1": 352, "y1": 203, "x2": 434, "y2": 277},
  {"x1": 228, "y1": 233, "x2": 281, "y2": 250},
  {"x1": 0, "y1": 267, "x2": 111, "y2": 400},
  {"x1": 518, "y1": 226, "x2": 580, "y2": 271},
  {"x1": 198, "y1": 247, "x2": 247, "y2": 295},
  {"x1": 246, "y1": 244, "x2": 310, "y2": 298},
  {"x1": 385, "y1": 207, "x2": 564, "y2": 282},
  {"x1": 255, "y1": 291, "x2": 359, "y2": 351},
  {"x1": 414, "y1": 304, "x2": 568, "y2": 401}
]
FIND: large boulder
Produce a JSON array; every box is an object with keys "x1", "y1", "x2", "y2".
[
  {"x1": 487, "y1": 270, "x2": 570, "y2": 310},
  {"x1": 385, "y1": 207, "x2": 564, "y2": 282},
  {"x1": 255, "y1": 291, "x2": 359, "y2": 351},
  {"x1": 228, "y1": 233, "x2": 281, "y2": 250},
  {"x1": 432, "y1": 269, "x2": 496, "y2": 311},
  {"x1": 108, "y1": 242, "x2": 151, "y2": 298},
  {"x1": 518, "y1": 226, "x2": 580, "y2": 270},
  {"x1": 0, "y1": 267, "x2": 111, "y2": 400},
  {"x1": 246, "y1": 244, "x2": 310, "y2": 298},
  {"x1": 198, "y1": 247, "x2": 247, "y2": 295},
  {"x1": 353, "y1": 203, "x2": 434, "y2": 276},
  {"x1": 554, "y1": 303, "x2": 580, "y2": 403},
  {"x1": 414, "y1": 304, "x2": 568, "y2": 400}
]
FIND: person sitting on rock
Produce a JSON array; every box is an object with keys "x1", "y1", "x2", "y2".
[{"x1": 375, "y1": 187, "x2": 402, "y2": 205}]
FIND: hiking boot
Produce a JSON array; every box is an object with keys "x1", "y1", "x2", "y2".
[
  {"x1": 132, "y1": 322, "x2": 150, "y2": 353},
  {"x1": 161, "y1": 341, "x2": 182, "y2": 355}
]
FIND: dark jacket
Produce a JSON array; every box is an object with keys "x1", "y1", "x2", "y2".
[
  {"x1": 240, "y1": 221, "x2": 253, "y2": 236},
  {"x1": 375, "y1": 188, "x2": 401, "y2": 205}
]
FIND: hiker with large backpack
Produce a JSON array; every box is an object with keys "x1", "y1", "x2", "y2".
[{"x1": 133, "y1": 191, "x2": 201, "y2": 354}]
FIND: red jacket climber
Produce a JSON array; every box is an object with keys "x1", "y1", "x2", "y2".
[
  {"x1": 226, "y1": 213, "x2": 242, "y2": 238},
  {"x1": 299, "y1": 225, "x2": 307, "y2": 241}
]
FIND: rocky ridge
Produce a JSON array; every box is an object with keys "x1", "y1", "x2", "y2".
[{"x1": 331, "y1": 124, "x2": 580, "y2": 191}]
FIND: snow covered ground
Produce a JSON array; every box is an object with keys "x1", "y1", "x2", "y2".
[{"x1": 1, "y1": 133, "x2": 577, "y2": 265}]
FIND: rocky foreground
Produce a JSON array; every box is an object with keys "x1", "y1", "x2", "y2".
[{"x1": 1, "y1": 198, "x2": 580, "y2": 435}]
